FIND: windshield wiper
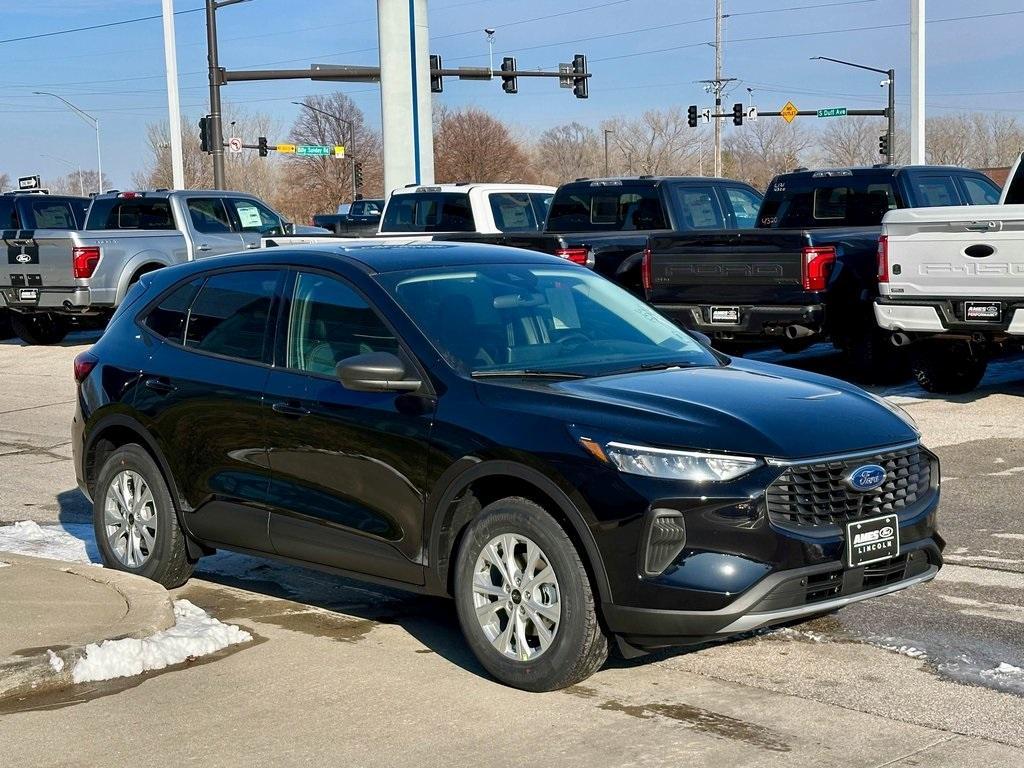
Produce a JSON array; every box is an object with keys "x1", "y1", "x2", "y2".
[
  {"x1": 601, "y1": 361, "x2": 702, "y2": 376},
  {"x1": 471, "y1": 369, "x2": 588, "y2": 379}
]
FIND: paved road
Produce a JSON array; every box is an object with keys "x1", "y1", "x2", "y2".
[{"x1": 1, "y1": 334, "x2": 1023, "y2": 766}]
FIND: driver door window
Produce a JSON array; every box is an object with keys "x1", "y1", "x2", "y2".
[{"x1": 229, "y1": 197, "x2": 284, "y2": 246}]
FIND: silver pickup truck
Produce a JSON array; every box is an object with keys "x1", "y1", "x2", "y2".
[{"x1": 1, "y1": 189, "x2": 319, "y2": 344}]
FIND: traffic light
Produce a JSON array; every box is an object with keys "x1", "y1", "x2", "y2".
[
  {"x1": 878, "y1": 132, "x2": 890, "y2": 157},
  {"x1": 500, "y1": 56, "x2": 518, "y2": 94},
  {"x1": 430, "y1": 54, "x2": 443, "y2": 93},
  {"x1": 732, "y1": 103, "x2": 744, "y2": 126},
  {"x1": 687, "y1": 105, "x2": 698, "y2": 128},
  {"x1": 258, "y1": 136, "x2": 268, "y2": 157},
  {"x1": 354, "y1": 162, "x2": 364, "y2": 189},
  {"x1": 199, "y1": 115, "x2": 212, "y2": 153},
  {"x1": 571, "y1": 54, "x2": 588, "y2": 99}
]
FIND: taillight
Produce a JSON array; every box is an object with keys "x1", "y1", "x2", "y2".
[
  {"x1": 641, "y1": 247, "x2": 653, "y2": 292},
  {"x1": 877, "y1": 235, "x2": 889, "y2": 283},
  {"x1": 801, "y1": 246, "x2": 835, "y2": 292},
  {"x1": 73, "y1": 351, "x2": 98, "y2": 383},
  {"x1": 555, "y1": 247, "x2": 589, "y2": 266},
  {"x1": 73, "y1": 246, "x2": 101, "y2": 279}
]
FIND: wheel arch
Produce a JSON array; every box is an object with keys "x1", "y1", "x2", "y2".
[
  {"x1": 426, "y1": 459, "x2": 612, "y2": 605},
  {"x1": 114, "y1": 252, "x2": 174, "y2": 305}
]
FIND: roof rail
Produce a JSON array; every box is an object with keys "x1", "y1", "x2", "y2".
[
  {"x1": 574, "y1": 177, "x2": 590, "y2": 182},
  {"x1": 639, "y1": 174, "x2": 654, "y2": 180}
]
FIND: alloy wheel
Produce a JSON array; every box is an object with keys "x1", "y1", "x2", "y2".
[{"x1": 104, "y1": 470, "x2": 158, "y2": 568}]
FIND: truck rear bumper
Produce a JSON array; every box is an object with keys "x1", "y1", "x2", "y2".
[
  {"x1": 875, "y1": 297, "x2": 1024, "y2": 336},
  {"x1": 0, "y1": 286, "x2": 93, "y2": 312},
  {"x1": 654, "y1": 303, "x2": 826, "y2": 341}
]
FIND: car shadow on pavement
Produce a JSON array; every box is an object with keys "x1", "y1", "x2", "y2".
[{"x1": 57, "y1": 488, "x2": 93, "y2": 525}]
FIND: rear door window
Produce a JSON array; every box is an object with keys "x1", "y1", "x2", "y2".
[
  {"x1": 911, "y1": 175, "x2": 962, "y2": 207},
  {"x1": 380, "y1": 193, "x2": 475, "y2": 232},
  {"x1": 0, "y1": 198, "x2": 18, "y2": 228},
  {"x1": 184, "y1": 270, "x2": 281, "y2": 363},
  {"x1": 669, "y1": 185, "x2": 727, "y2": 230},
  {"x1": 546, "y1": 184, "x2": 666, "y2": 232},
  {"x1": 959, "y1": 175, "x2": 1001, "y2": 205},
  {"x1": 488, "y1": 192, "x2": 551, "y2": 232},
  {"x1": 723, "y1": 187, "x2": 763, "y2": 228}
]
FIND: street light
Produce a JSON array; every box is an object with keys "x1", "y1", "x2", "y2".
[
  {"x1": 603, "y1": 128, "x2": 614, "y2": 176},
  {"x1": 811, "y1": 56, "x2": 895, "y2": 165},
  {"x1": 42, "y1": 153, "x2": 84, "y2": 196},
  {"x1": 33, "y1": 91, "x2": 103, "y2": 193},
  {"x1": 291, "y1": 101, "x2": 357, "y2": 201}
]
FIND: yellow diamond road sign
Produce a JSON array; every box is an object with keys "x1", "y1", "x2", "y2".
[
  {"x1": 780, "y1": 101, "x2": 799, "y2": 123},
  {"x1": 333, "y1": 145, "x2": 346, "y2": 158}
]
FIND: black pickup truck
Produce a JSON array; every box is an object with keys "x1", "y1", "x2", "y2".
[
  {"x1": 312, "y1": 198, "x2": 384, "y2": 235},
  {"x1": 643, "y1": 165, "x2": 1003, "y2": 376},
  {"x1": 453, "y1": 176, "x2": 764, "y2": 295}
]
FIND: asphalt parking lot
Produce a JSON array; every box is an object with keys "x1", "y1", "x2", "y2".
[{"x1": 1, "y1": 332, "x2": 1023, "y2": 767}]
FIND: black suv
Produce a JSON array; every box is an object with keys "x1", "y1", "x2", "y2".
[{"x1": 72, "y1": 243, "x2": 943, "y2": 691}]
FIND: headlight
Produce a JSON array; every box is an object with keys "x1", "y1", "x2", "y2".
[{"x1": 603, "y1": 441, "x2": 761, "y2": 482}]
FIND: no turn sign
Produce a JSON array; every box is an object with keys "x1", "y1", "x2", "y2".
[{"x1": 228, "y1": 137, "x2": 243, "y2": 154}]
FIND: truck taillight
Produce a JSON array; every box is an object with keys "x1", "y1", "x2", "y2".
[
  {"x1": 73, "y1": 246, "x2": 101, "y2": 279},
  {"x1": 801, "y1": 246, "x2": 835, "y2": 292},
  {"x1": 555, "y1": 247, "x2": 589, "y2": 266},
  {"x1": 73, "y1": 352, "x2": 98, "y2": 383},
  {"x1": 641, "y1": 247, "x2": 653, "y2": 292},
  {"x1": 877, "y1": 235, "x2": 889, "y2": 283}
]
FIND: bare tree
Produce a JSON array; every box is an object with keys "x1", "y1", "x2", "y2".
[
  {"x1": 433, "y1": 106, "x2": 535, "y2": 184},
  {"x1": 723, "y1": 119, "x2": 814, "y2": 189},
  {"x1": 816, "y1": 116, "x2": 888, "y2": 167},
  {"x1": 0, "y1": 172, "x2": 10, "y2": 192},
  {"x1": 286, "y1": 92, "x2": 383, "y2": 221},
  {"x1": 604, "y1": 108, "x2": 700, "y2": 176},
  {"x1": 926, "y1": 113, "x2": 1024, "y2": 168},
  {"x1": 532, "y1": 122, "x2": 602, "y2": 185},
  {"x1": 48, "y1": 169, "x2": 112, "y2": 196}
]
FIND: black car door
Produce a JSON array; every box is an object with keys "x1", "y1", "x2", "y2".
[
  {"x1": 263, "y1": 269, "x2": 435, "y2": 585},
  {"x1": 134, "y1": 267, "x2": 284, "y2": 552}
]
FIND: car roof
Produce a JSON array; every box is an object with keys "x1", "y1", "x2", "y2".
[
  {"x1": 558, "y1": 176, "x2": 753, "y2": 188},
  {"x1": 390, "y1": 183, "x2": 556, "y2": 195},
  {"x1": 156, "y1": 241, "x2": 571, "y2": 280},
  {"x1": 776, "y1": 165, "x2": 984, "y2": 179}
]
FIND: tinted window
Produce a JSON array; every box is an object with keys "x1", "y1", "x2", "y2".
[
  {"x1": 87, "y1": 198, "x2": 175, "y2": 230},
  {"x1": 669, "y1": 186, "x2": 726, "y2": 230},
  {"x1": 351, "y1": 200, "x2": 383, "y2": 216},
  {"x1": 912, "y1": 176, "x2": 962, "y2": 207},
  {"x1": 187, "y1": 198, "x2": 234, "y2": 234},
  {"x1": 380, "y1": 193, "x2": 475, "y2": 233},
  {"x1": 488, "y1": 192, "x2": 552, "y2": 232},
  {"x1": 227, "y1": 198, "x2": 283, "y2": 236},
  {"x1": 26, "y1": 199, "x2": 78, "y2": 229},
  {"x1": 286, "y1": 273, "x2": 398, "y2": 376},
  {"x1": 961, "y1": 175, "x2": 1001, "y2": 205},
  {"x1": 185, "y1": 270, "x2": 279, "y2": 362},
  {"x1": 547, "y1": 184, "x2": 666, "y2": 232},
  {"x1": 758, "y1": 175, "x2": 896, "y2": 228},
  {"x1": 724, "y1": 187, "x2": 762, "y2": 228},
  {"x1": 0, "y1": 198, "x2": 16, "y2": 228},
  {"x1": 144, "y1": 278, "x2": 202, "y2": 344}
]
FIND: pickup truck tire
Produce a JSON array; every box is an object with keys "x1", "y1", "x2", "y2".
[
  {"x1": 0, "y1": 309, "x2": 12, "y2": 340},
  {"x1": 841, "y1": 322, "x2": 908, "y2": 384},
  {"x1": 10, "y1": 312, "x2": 69, "y2": 346},
  {"x1": 911, "y1": 340, "x2": 987, "y2": 395}
]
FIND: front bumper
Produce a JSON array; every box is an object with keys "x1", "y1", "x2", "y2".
[
  {"x1": 654, "y1": 302, "x2": 826, "y2": 340},
  {"x1": 875, "y1": 297, "x2": 1024, "y2": 337}
]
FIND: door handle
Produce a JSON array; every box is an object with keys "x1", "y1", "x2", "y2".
[
  {"x1": 197, "y1": 243, "x2": 212, "y2": 252},
  {"x1": 272, "y1": 401, "x2": 310, "y2": 417},
  {"x1": 143, "y1": 377, "x2": 176, "y2": 395}
]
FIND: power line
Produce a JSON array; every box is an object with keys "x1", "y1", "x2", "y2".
[{"x1": 0, "y1": 5, "x2": 204, "y2": 46}]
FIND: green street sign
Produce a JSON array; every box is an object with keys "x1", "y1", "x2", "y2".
[
  {"x1": 816, "y1": 107, "x2": 848, "y2": 118},
  {"x1": 296, "y1": 145, "x2": 333, "y2": 156}
]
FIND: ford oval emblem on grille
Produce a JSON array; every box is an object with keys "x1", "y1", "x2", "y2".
[{"x1": 845, "y1": 464, "x2": 886, "y2": 492}]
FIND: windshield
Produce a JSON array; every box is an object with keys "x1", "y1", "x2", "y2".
[{"x1": 378, "y1": 264, "x2": 717, "y2": 377}]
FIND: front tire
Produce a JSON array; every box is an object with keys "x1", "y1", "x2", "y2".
[
  {"x1": 911, "y1": 340, "x2": 987, "y2": 394},
  {"x1": 93, "y1": 444, "x2": 194, "y2": 588},
  {"x1": 10, "y1": 312, "x2": 68, "y2": 345},
  {"x1": 454, "y1": 497, "x2": 608, "y2": 691}
]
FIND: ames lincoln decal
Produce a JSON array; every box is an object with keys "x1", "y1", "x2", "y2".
[{"x1": 845, "y1": 464, "x2": 887, "y2": 492}]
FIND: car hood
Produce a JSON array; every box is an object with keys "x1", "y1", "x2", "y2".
[{"x1": 476, "y1": 358, "x2": 917, "y2": 460}]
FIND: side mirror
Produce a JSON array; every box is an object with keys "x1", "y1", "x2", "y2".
[
  {"x1": 283, "y1": 221, "x2": 296, "y2": 235},
  {"x1": 336, "y1": 352, "x2": 422, "y2": 393}
]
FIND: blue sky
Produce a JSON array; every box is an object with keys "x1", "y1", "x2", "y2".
[{"x1": 2, "y1": 0, "x2": 1022, "y2": 186}]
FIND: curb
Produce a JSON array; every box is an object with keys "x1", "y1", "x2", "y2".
[{"x1": 0, "y1": 552, "x2": 175, "y2": 702}]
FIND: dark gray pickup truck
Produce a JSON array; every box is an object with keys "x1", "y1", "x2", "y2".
[{"x1": 643, "y1": 165, "x2": 1003, "y2": 378}]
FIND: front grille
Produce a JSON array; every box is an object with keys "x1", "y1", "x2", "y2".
[{"x1": 766, "y1": 445, "x2": 934, "y2": 529}]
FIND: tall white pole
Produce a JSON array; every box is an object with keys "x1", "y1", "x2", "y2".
[
  {"x1": 910, "y1": 0, "x2": 926, "y2": 164},
  {"x1": 713, "y1": 0, "x2": 723, "y2": 177},
  {"x1": 162, "y1": 0, "x2": 185, "y2": 188},
  {"x1": 95, "y1": 122, "x2": 103, "y2": 193}
]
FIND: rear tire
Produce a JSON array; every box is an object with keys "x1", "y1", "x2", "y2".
[
  {"x1": 911, "y1": 340, "x2": 987, "y2": 395},
  {"x1": 0, "y1": 309, "x2": 12, "y2": 340},
  {"x1": 93, "y1": 444, "x2": 194, "y2": 588},
  {"x1": 454, "y1": 497, "x2": 608, "y2": 691},
  {"x1": 10, "y1": 312, "x2": 69, "y2": 345},
  {"x1": 841, "y1": 324, "x2": 909, "y2": 384}
]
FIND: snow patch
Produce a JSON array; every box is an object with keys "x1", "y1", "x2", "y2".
[
  {"x1": 72, "y1": 600, "x2": 251, "y2": 684},
  {"x1": 766, "y1": 626, "x2": 829, "y2": 644},
  {"x1": 47, "y1": 650, "x2": 64, "y2": 673},
  {"x1": 0, "y1": 521, "x2": 99, "y2": 564}
]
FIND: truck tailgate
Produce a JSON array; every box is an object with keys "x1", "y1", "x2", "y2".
[
  {"x1": 2, "y1": 230, "x2": 78, "y2": 308},
  {"x1": 881, "y1": 205, "x2": 1024, "y2": 298},
  {"x1": 647, "y1": 231, "x2": 810, "y2": 304}
]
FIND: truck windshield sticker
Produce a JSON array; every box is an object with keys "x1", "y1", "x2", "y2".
[{"x1": 236, "y1": 204, "x2": 263, "y2": 229}]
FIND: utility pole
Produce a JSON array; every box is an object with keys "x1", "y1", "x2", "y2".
[
  {"x1": 162, "y1": 0, "x2": 185, "y2": 188},
  {"x1": 910, "y1": 0, "x2": 926, "y2": 163},
  {"x1": 714, "y1": 0, "x2": 722, "y2": 178},
  {"x1": 603, "y1": 128, "x2": 613, "y2": 176}
]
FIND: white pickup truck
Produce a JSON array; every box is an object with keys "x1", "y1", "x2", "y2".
[
  {"x1": 875, "y1": 156, "x2": 1024, "y2": 393},
  {"x1": 0, "y1": 189, "x2": 322, "y2": 344}
]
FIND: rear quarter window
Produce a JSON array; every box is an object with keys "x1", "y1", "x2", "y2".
[
  {"x1": 488, "y1": 192, "x2": 550, "y2": 232},
  {"x1": 546, "y1": 185, "x2": 666, "y2": 232},
  {"x1": 758, "y1": 176, "x2": 896, "y2": 228},
  {"x1": 87, "y1": 198, "x2": 175, "y2": 230},
  {"x1": 143, "y1": 278, "x2": 203, "y2": 344},
  {"x1": 380, "y1": 193, "x2": 475, "y2": 232}
]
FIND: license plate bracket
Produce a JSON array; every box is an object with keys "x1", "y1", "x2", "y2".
[
  {"x1": 18, "y1": 288, "x2": 39, "y2": 302},
  {"x1": 964, "y1": 300, "x2": 1001, "y2": 322},
  {"x1": 709, "y1": 306, "x2": 740, "y2": 325},
  {"x1": 847, "y1": 514, "x2": 900, "y2": 567}
]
